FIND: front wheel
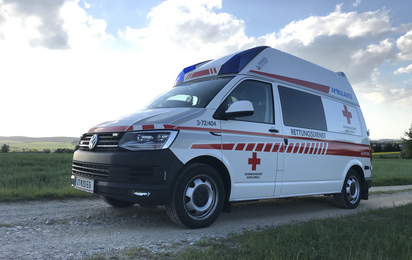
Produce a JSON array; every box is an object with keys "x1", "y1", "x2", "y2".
[
  {"x1": 166, "y1": 163, "x2": 225, "y2": 229},
  {"x1": 334, "y1": 169, "x2": 362, "y2": 209}
]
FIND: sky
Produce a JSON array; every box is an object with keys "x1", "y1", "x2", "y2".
[{"x1": 0, "y1": 0, "x2": 411, "y2": 140}]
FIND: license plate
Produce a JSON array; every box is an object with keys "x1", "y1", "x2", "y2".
[{"x1": 74, "y1": 177, "x2": 94, "y2": 193}]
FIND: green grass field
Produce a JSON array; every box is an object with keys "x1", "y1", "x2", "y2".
[
  {"x1": 372, "y1": 152, "x2": 412, "y2": 186},
  {"x1": 0, "y1": 153, "x2": 92, "y2": 201}
]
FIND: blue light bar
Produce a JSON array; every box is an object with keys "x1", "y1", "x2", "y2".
[
  {"x1": 174, "y1": 60, "x2": 212, "y2": 86},
  {"x1": 219, "y1": 46, "x2": 268, "y2": 75}
]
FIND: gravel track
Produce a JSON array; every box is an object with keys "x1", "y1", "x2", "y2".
[{"x1": 1, "y1": 186, "x2": 412, "y2": 260}]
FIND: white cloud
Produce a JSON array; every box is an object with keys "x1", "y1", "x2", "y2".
[
  {"x1": 397, "y1": 30, "x2": 412, "y2": 61},
  {"x1": 60, "y1": 0, "x2": 112, "y2": 50},
  {"x1": 351, "y1": 39, "x2": 394, "y2": 64},
  {"x1": 1, "y1": 0, "x2": 411, "y2": 138},
  {"x1": 359, "y1": 69, "x2": 412, "y2": 108},
  {"x1": 118, "y1": 0, "x2": 253, "y2": 59},
  {"x1": 394, "y1": 64, "x2": 412, "y2": 74},
  {"x1": 83, "y1": 1, "x2": 91, "y2": 9},
  {"x1": 353, "y1": 0, "x2": 362, "y2": 7},
  {"x1": 264, "y1": 4, "x2": 393, "y2": 47},
  {"x1": 1, "y1": 0, "x2": 69, "y2": 49}
]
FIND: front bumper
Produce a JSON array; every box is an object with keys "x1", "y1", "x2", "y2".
[{"x1": 71, "y1": 149, "x2": 184, "y2": 206}]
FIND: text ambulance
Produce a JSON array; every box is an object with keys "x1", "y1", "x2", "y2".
[{"x1": 72, "y1": 46, "x2": 372, "y2": 229}]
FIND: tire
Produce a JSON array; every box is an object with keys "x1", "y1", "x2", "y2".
[
  {"x1": 101, "y1": 196, "x2": 135, "y2": 208},
  {"x1": 334, "y1": 169, "x2": 362, "y2": 209},
  {"x1": 166, "y1": 163, "x2": 225, "y2": 229}
]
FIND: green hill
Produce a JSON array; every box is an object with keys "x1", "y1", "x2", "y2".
[{"x1": 0, "y1": 136, "x2": 80, "y2": 152}]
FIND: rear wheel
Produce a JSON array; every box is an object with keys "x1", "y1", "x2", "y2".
[
  {"x1": 166, "y1": 163, "x2": 225, "y2": 229},
  {"x1": 334, "y1": 169, "x2": 362, "y2": 209},
  {"x1": 101, "y1": 196, "x2": 135, "y2": 208}
]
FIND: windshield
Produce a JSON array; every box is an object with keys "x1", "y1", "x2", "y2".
[{"x1": 145, "y1": 77, "x2": 233, "y2": 109}]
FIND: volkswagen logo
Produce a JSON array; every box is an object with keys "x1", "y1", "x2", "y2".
[{"x1": 89, "y1": 134, "x2": 98, "y2": 150}]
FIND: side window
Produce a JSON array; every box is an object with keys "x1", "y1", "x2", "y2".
[
  {"x1": 223, "y1": 80, "x2": 274, "y2": 124},
  {"x1": 278, "y1": 86, "x2": 327, "y2": 131}
]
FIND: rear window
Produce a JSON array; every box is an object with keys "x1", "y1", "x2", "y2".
[
  {"x1": 145, "y1": 77, "x2": 233, "y2": 109},
  {"x1": 278, "y1": 86, "x2": 327, "y2": 131}
]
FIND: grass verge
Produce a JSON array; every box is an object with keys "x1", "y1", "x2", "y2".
[
  {"x1": 176, "y1": 203, "x2": 412, "y2": 260},
  {"x1": 81, "y1": 203, "x2": 412, "y2": 260}
]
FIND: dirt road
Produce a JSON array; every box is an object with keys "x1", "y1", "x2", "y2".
[{"x1": 1, "y1": 186, "x2": 412, "y2": 259}]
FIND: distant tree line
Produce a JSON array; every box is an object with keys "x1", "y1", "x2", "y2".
[
  {"x1": 0, "y1": 144, "x2": 78, "y2": 153},
  {"x1": 53, "y1": 148, "x2": 76, "y2": 153},
  {"x1": 372, "y1": 142, "x2": 401, "y2": 153}
]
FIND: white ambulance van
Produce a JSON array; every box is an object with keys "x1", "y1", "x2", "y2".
[{"x1": 72, "y1": 46, "x2": 372, "y2": 229}]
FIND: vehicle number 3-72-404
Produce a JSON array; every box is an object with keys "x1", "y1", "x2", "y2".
[{"x1": 196, "y1": 120, "x2": 217, "y2": 126}]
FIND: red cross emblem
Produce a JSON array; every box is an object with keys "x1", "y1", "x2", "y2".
[
  {"x1": 248, "y1": 152, "x2": 261, "y2": 171},
  {"x1": 342, "y1": 105, "x2": 352, "y2": 124}
]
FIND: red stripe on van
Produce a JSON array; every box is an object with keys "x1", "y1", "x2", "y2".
[
  {"x1": 293, "y1": 143, "x2": 301, "y2": 153},
  {"x1": 191, "y1": 144, "x2": 221, "y2": 150},
  {"x1": 246, "y1": 143, "x2": 255, "y2": 151},
  {"x1": 189, "y1": 141, "x2": 370, "y2": 158},
  {"x1": 323, "y1": 143, "x2": 329, "y2": 155},
  {"x1": 304, "y1": 143, "x2": 310, "y2": 154},
  {"x1": 189, "y1": 68, "x2": 210, "y2": 80},
  {"x1": 286, "y1": 143, "x2": 294, "y2": 153},
  {"x1": 272, "y1": 143, "x2": 280, "y2": 152},
  {"x1": 326, "y1": 142, "x2": 371, "y2": 158},
  {"x1": 235, "y1": 143, "x2": 246, "y2": 151},
  {"x1": 316, "y1": 143, "x2": 323, "y2": 154},
  {"x1": 264, "y1": 143, "x2": 273, "y2": 152},
  {"x1": 249, "y1": 70, "x2": 330, "y2": 94},
  {"x1": 255, "y1": 143, "x2": 265, "y2": 152},
  {"x1": 222, "y1": 143, "x2": 235, "y2": 150},
  {"x1": 142, "y1": 125, "x2": 155, "y2": 130},
  {"x1": 313, "y1": 143, "x2": 320, "y2": 154}
]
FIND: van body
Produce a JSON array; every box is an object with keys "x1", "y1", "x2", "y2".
[{"x1": 72, "y1": 46, "x2": 372, "y2": 228}]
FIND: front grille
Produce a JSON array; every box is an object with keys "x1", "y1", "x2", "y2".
[
  {"x1": 72, "y1": 162, "x2": 156, "y2": 181},
  {"x1": 78, "y1": 132, "x2": 125, "y2": 151},
  {"x1": 72, "y1": 161, "x2": 110, "y2": 180}
]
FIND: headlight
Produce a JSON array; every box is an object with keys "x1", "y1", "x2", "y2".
[{"x1": 118, "y1": 130, "x2": 178, "y2": 151}]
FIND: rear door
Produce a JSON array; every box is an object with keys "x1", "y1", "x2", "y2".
[{"x1": 218, "y1": 79, "x2": 284, "y2": 200}]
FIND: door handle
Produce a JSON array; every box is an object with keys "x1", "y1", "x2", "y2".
[{"x1": 269, "y1": 128, "x2": 279, "y2": 133}]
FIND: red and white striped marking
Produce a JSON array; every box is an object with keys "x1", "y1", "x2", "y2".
[
  {"x1": 191, "y1": 141, "x2": 370, "y2": 158},
  {"x1": 185, "y1": 67, "x2": 218, "y2": 80}
]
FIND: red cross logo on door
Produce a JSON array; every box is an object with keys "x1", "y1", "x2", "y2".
[
  {"x1": 248, "y1": 152, "x2": 261, "y2": 171},
  {"x1": 342, "y1": 105, "x2": 352, "y2": 124}
]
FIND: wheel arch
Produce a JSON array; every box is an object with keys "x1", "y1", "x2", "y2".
[
  {"x1": 350, "y1": 164, "x2": 364, "y2": 183},
  {"x1": 343, "y1": 160, "x2": 364, "y2": 183},
  {"x1": 186, "y1": 155, "x2": 232, "y2": 211}
]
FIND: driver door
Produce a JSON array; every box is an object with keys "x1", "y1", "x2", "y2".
[{"x1": 218, "y1": 79, "x2": 283, "y2": 200}]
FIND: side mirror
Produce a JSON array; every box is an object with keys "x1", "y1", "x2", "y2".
[{"x1": 225, "y1": 100, "x2": 254, "y2": 118}]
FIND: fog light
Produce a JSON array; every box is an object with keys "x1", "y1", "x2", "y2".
[{"x1": 133, "y1": 191, "x2": 151, "y2": 197}]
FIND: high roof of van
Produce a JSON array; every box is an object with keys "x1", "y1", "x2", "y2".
[{"x1": 175, "y1": 46, "x2": 359, "y2": 106}]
